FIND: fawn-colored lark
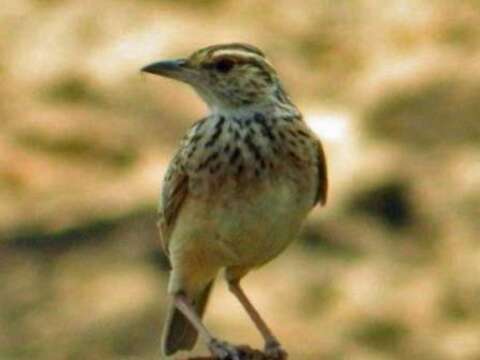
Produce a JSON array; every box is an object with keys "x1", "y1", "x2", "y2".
[{"x1": 142, "y1": 43, "x2": 328, "y2": 359}]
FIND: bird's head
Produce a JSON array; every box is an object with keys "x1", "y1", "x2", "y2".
[{"x1": 142, "y1": 43, "x2": 290, "y2": 112}]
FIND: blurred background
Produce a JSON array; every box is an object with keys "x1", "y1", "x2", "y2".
[{"x1": 1, "y1": 0, "x2": 480, "y2": 359}]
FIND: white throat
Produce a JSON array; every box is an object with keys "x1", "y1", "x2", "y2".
[{"x1": 209, "y1": 99, "x2": 299, "y2": 121}]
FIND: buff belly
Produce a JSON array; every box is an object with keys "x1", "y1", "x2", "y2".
[{"x1": 167, "y1": 177, "x2": 314, "y2": 295}]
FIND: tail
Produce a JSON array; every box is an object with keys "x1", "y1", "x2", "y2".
[{"x1": 161, "y1": 281, "x2": 214, "y2": 357}]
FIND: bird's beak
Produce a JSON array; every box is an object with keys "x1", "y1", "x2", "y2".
[{"x1": 141, "y1": 59, "x2": 189, "y2": 80}]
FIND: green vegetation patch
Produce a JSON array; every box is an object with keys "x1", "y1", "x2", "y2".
[
  {"x1": 300, "y1": 281, "x2": 339, "y2": 316},
  {"x1": 351, "y1": 318, "x2": 409, "y2": 352},
  {"x1": 441, "y1": 285, "x2": 480, "y2": 322},
  {"x1": 300, "y1": 223, "x2": 364, "y2": 260},
  {"x1": 365, "y1": 78, "x2": 480, "y2": 149},
  {"x1": 15, "y1": 133, "x2": 137, "y2": 168},
  {"x1": 41, "y1": 76, "x2": 106, "y2": 105}
]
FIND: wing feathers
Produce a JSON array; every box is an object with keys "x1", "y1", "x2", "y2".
[
  {"x1": 157, "y1": 158, "x2": 189, "y2": 255},
  {"x1": 314, "y1": 140, "x2": 328, "y2": 206}
]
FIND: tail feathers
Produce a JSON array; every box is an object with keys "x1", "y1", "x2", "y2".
[{"x1": 161, "y1": 282, "x2": 213, "y2": 356}]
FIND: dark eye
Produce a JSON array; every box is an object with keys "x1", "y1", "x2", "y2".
[{"x1": 215, "y1": 58, "x2": 235, "y2": 73}]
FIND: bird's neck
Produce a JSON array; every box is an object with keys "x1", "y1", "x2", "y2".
[
  {"x1": 208, "y1": 85, "x2": 300, "y2": 122},
  {"x1": 210, "y1": 100, "x2": 299, "y2": 123}
]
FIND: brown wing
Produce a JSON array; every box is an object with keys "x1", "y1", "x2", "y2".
[
  {"x1": 157, "y1": 153, "x2": 189, "y2": 256},
  {"x1": 314, "y1": 140, "x2": 328, "y2": 206},
  {"x1": 157, "y1": 118, "x2": 208, "y2": 255}
]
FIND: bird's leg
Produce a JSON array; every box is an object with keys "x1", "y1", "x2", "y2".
[
  {"x1": 173, "y1": 293, "x2": 242, "y2": 360},
  {"x1": 227, "y1": 280, "x2": 287, "y2": 359},
  {"x1": 174, "y1": 293, "x2": 213, "y2": 342}
]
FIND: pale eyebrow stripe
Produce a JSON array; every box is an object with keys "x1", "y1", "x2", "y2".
[
  {"x1": 207, "y1": 43, "x2": 265, "y2": 57},
  {"x1": 212, "y1": 50, "x2": 258, "y2": 59},
  {"x1": 210, "y1": 50, "x2": 274, "y2": 68}
]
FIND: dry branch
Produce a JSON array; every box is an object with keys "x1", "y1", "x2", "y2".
[{"x1": 182, "y1": 346, "x2": 283, "y2": 360}]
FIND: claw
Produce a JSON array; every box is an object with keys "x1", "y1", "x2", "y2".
[
  {"x1": 264, "y1": 339, "x2": 287, "y2": 360},
  {"x1": 208, "y1": 338, "x2": 242, "y2": 360}
]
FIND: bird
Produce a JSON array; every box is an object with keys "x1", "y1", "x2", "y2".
[{"x1": 142, "y1": 43, "x2": 328, "y2": 360}]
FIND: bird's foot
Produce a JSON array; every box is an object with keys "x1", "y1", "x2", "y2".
[
  {"x1": 208, "y1": 338, "x2": 244, "y2": 360},
  {"x1": 264, "y1": 339, "x2": 287, "y2": 360}
]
